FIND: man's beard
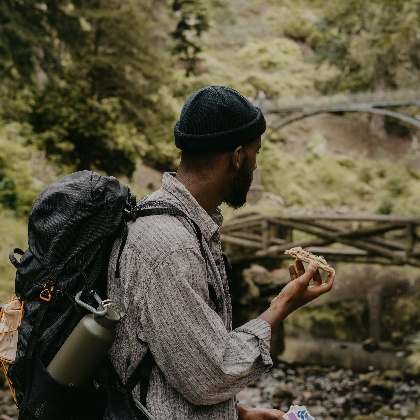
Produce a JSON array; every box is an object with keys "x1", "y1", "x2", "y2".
[{"x1": 223, "y1": 160, "x2": 253, "y2": 209}]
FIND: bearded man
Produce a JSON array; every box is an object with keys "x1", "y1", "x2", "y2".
[{"x1": 107, "y1": 86, "x2": 334, "y2": 420}]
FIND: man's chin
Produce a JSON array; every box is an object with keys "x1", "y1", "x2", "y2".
[{"x1": 223, "y1": 197, "x2": 247, "y2": 210}]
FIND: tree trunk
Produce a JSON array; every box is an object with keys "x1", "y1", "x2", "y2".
[
  {"x1": 369, "y1": 67, "x2": 387, "y2": 140},
  {"x1": 370, "y1": 113, "x2": 387, "y2": 140}
]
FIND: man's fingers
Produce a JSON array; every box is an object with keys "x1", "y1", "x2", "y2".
[
  {"x1": 296, "y1": 262, "x2": 317, "y2": 285},
  {"x1": 295, "y1": 258, "x2": 305, "y2": 276},
  {"x1": 260, "y1": 408, "x2": 285, "y2": 419},
  {"x1": 314, "y1": 269, "x2": 335, "y2": 295},
  {"x1": 324, "y1": 269, "x2": 335, "y2": 290},
  {"x1": 269, "y1": 410, "x2": 285, "y2": 419},
  {"x1": 312, "y1": 267, "x2": 322, "y2": 285},
  {"x1": 288, "y1": 264, "x2": 297, "y2": 280}
]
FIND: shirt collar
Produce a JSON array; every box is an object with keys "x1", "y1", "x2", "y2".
[{"x1": 160, "y1": 172, "x2": 223, "y2": 241}]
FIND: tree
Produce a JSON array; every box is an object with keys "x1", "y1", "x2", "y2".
[
  {"x1": 30, "y1": 76, "x2": 136, "y2": 176},
  {"x1": 171, "y1": 0, "x2": 210, "y2": 76},
  {"x1": 65, "y1": 0, "x2": 180, "y2": 171},
  {"x1": 312, "y1": 0, "x2": 420, "y2": 138},
  {"x1": 1, "y1": 0, "x2": 183, "y2": 174},
  {"x1": 0, "y1": 0, "x2": 83, "y2": 87}
]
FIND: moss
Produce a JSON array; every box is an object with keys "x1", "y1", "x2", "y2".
[
  {"x1": 382, "y1": 295, "x2": 420, "y2": 339},
  {"x1": 285, "y1": 300, "x2": 369, "y2": 341}
]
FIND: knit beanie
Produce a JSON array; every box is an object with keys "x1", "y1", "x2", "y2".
[{"x1": 174, "y1": 86, "x2": 266, "y2": 152}]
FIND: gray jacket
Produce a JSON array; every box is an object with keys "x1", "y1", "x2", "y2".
[{"x1": 107, "y1": 173, "x2": 272, "y2": 419}]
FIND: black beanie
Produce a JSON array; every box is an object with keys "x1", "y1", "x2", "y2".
[{"x1": 174, "y1": 86, "x2": 266, "y2": 152}]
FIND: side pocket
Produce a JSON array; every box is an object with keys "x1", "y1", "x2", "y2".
[{"x1": 24, "y1": 356, "x2": 104, "y2": 420}]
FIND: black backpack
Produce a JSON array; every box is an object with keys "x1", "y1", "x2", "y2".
[{"x1": 6, "y1": 170, "x2": 206, "y2": 420}]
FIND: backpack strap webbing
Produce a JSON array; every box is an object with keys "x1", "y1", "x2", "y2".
[
  {"x1": 124, "y1": 349, "x2": 154, "y2": 406},
  {"x1": 19, "y1": 297, "x2": 51, "y2": 416}
]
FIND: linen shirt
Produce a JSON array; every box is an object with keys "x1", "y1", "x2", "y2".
[{"x1": 107, "y1": 173, "x2": 273, "y2": 419}]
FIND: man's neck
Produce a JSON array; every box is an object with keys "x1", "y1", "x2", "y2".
[{"x1": 175, "y1": 171, "x2": 222, "y2": 215}]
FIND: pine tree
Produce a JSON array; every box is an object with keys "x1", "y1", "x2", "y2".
[{"x1": 171, "y1": 0, "x2": 210, "y2": 76}]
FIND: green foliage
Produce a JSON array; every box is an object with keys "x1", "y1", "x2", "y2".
[
  {"x1": 171, "y1": 0, "x2": 210, "y2": 76},
  {"x1": 0, "y1": 209, "x2": 28, "y2": 303},
  {"x1": 383, "y1": 296, "x2": 420, "y2": 338},
  {"x1": 237, "y1": 37, "x2": 302, "y2": 70},
  {"x1": 312, "y1": 0, "x2": 420, "y2": 91},
  {"x1": 0, "y1": 0, "x2": 81, "y2": 86},
  {"x1": 30, "y1": 79, "x2": 136, "y2": 176},
  {"x1": 260, "y1": 140, "x2": 420, "y2": 215},
  {"x1": 235, "y1": 37, "x2": 320, "y2": 98},
  {"x1": 68, "y1": 0, "x2": 179, "y2": 172},
  {"x1": 283, "y1": 17, "x2": 314, "y2": 42},
  {"x1": 1, "y1": 0, "x2": 182, "y2": 174},
  {"x1": 285, "y1": 300, "x2": 369, "y2": 341},
  {"x1": 0, "y1": 121, "x2": 66, "y2": 215}
]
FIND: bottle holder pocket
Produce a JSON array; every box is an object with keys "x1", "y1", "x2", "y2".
[{"x1": 24, "y1": 356, "x2": 103, "y2": 419}]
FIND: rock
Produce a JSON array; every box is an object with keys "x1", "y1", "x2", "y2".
[
  {"x1": 302, "y1": 366, "x2": 329, "y2": 377},
  {"x1": 383, "y1": 369, "x2": 404, "y2": 381},
  {"x1": 351, "y1": 391, "x2": 376, "y2": 406},
  {"x1": 390, "y1": 331, "x2": 404, "y2": 346},
  {"x1": 403, "y1": 365, "x2": 420, "y2": 381},
  {"x1": 224, "y1": 361, "x2": 419, "y2": 419},
  {"x1": 362, "y1": 337, "x2": 380, "y2": 352},
  {"x1": 367, "y1": 377, "x2": 395, "y2": 398},
  {"x1": 239, "y1": 267, "x2": 261, "y2": 304},
  {"x1": 360, "y1": 370, "x2": 380, "y2": 384},
  {"x1": 243, "y1": 264, "x2": 273, "y2": 294},
  {"x1": 272, "y1": 385, "x2": 294, "y2": 400}
]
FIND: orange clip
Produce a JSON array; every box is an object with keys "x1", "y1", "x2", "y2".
[{"x1": 40, "y1": 284, "x2": 55, "y2": 302}]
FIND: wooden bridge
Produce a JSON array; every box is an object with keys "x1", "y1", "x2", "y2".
[
  {"x1": 221, "y1": 213, "x2": 420, "y2": 268},
  {"x1": 264, "y1": 89, "x2": 420, "y2": 132}
]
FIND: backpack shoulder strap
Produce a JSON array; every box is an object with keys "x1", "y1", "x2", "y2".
[
  {"x1": 115, "y1": 201, "x2": 208, "y2": 278},
  {"x1": 124, "y1": 349, "x2": 154, "y2": 406}
]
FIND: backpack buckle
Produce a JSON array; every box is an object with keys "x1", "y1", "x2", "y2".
[{"x1": 40, "y1": 284, "x2": 55, "y2": 302}]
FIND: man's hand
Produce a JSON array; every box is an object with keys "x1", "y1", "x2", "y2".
[
  {"x1": 258, "y1": 259, "x2": 335, "y2": 328},
  {"x1": 237, "y1": 403, "x2": 285, "y2": 419}
]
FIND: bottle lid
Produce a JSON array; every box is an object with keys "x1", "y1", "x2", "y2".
[{"x1": 94, "y1": 307, "x2": 121, "y2": 329}]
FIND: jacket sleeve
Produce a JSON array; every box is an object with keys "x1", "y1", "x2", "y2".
[{"x1": 139, "y1": 246, "x2": 273, "y2": 406}]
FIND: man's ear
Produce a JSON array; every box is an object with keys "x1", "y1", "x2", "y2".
[{"x1": 231, "y1": 145, "x2": 244, "y2": 170}]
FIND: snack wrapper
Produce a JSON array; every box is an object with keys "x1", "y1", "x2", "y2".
[{"x1": 282, "y1": 405, "x2": 315, "y2": 420}]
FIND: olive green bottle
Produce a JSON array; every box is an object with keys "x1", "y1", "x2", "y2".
[{"x1": 47, "y1": 307, "x2": 120, "y2": 386}]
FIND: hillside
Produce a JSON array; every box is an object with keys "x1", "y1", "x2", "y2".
[
  {"x1": 269, "y1": 113, "x2": 418, "y2": 163},
  {"x1": 135, "y1": 112, "x2": 419, "y2": 185},
  {"x1": 131, "y1": 111, "x2": 420, "y2": 220}
]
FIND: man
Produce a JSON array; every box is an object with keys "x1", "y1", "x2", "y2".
[{"x1": 108, "y1": 86, "x2": 335, "y2": 419}]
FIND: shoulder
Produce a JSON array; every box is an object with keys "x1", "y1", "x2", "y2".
[{"x1": 126, "y1": 213, "x2": 201, "y2": 264}]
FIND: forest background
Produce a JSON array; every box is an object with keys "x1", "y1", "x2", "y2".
[{"x1": 1, "y1": 0, "x2": 420, "y2": 350}]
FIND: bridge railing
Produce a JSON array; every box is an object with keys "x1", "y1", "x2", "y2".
[
  {"x1": 221, "y1": 214, "x2": 420, "y2": 267},
  {"x1": 265, "y1": 89, "x2": 420, "y2": 112}
]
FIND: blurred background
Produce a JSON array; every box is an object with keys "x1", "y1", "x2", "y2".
[{"x1": 0, "y1": 0, "x2": 419, "y2": 418}]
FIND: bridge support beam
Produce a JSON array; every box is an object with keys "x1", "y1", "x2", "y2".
[{"x1": 367, "y1": 285, "x2": 382, "y2": 342}]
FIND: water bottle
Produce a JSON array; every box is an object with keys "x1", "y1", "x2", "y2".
[{"x1": 47, "y1": 307, "x2": 120, "y2": 386}]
